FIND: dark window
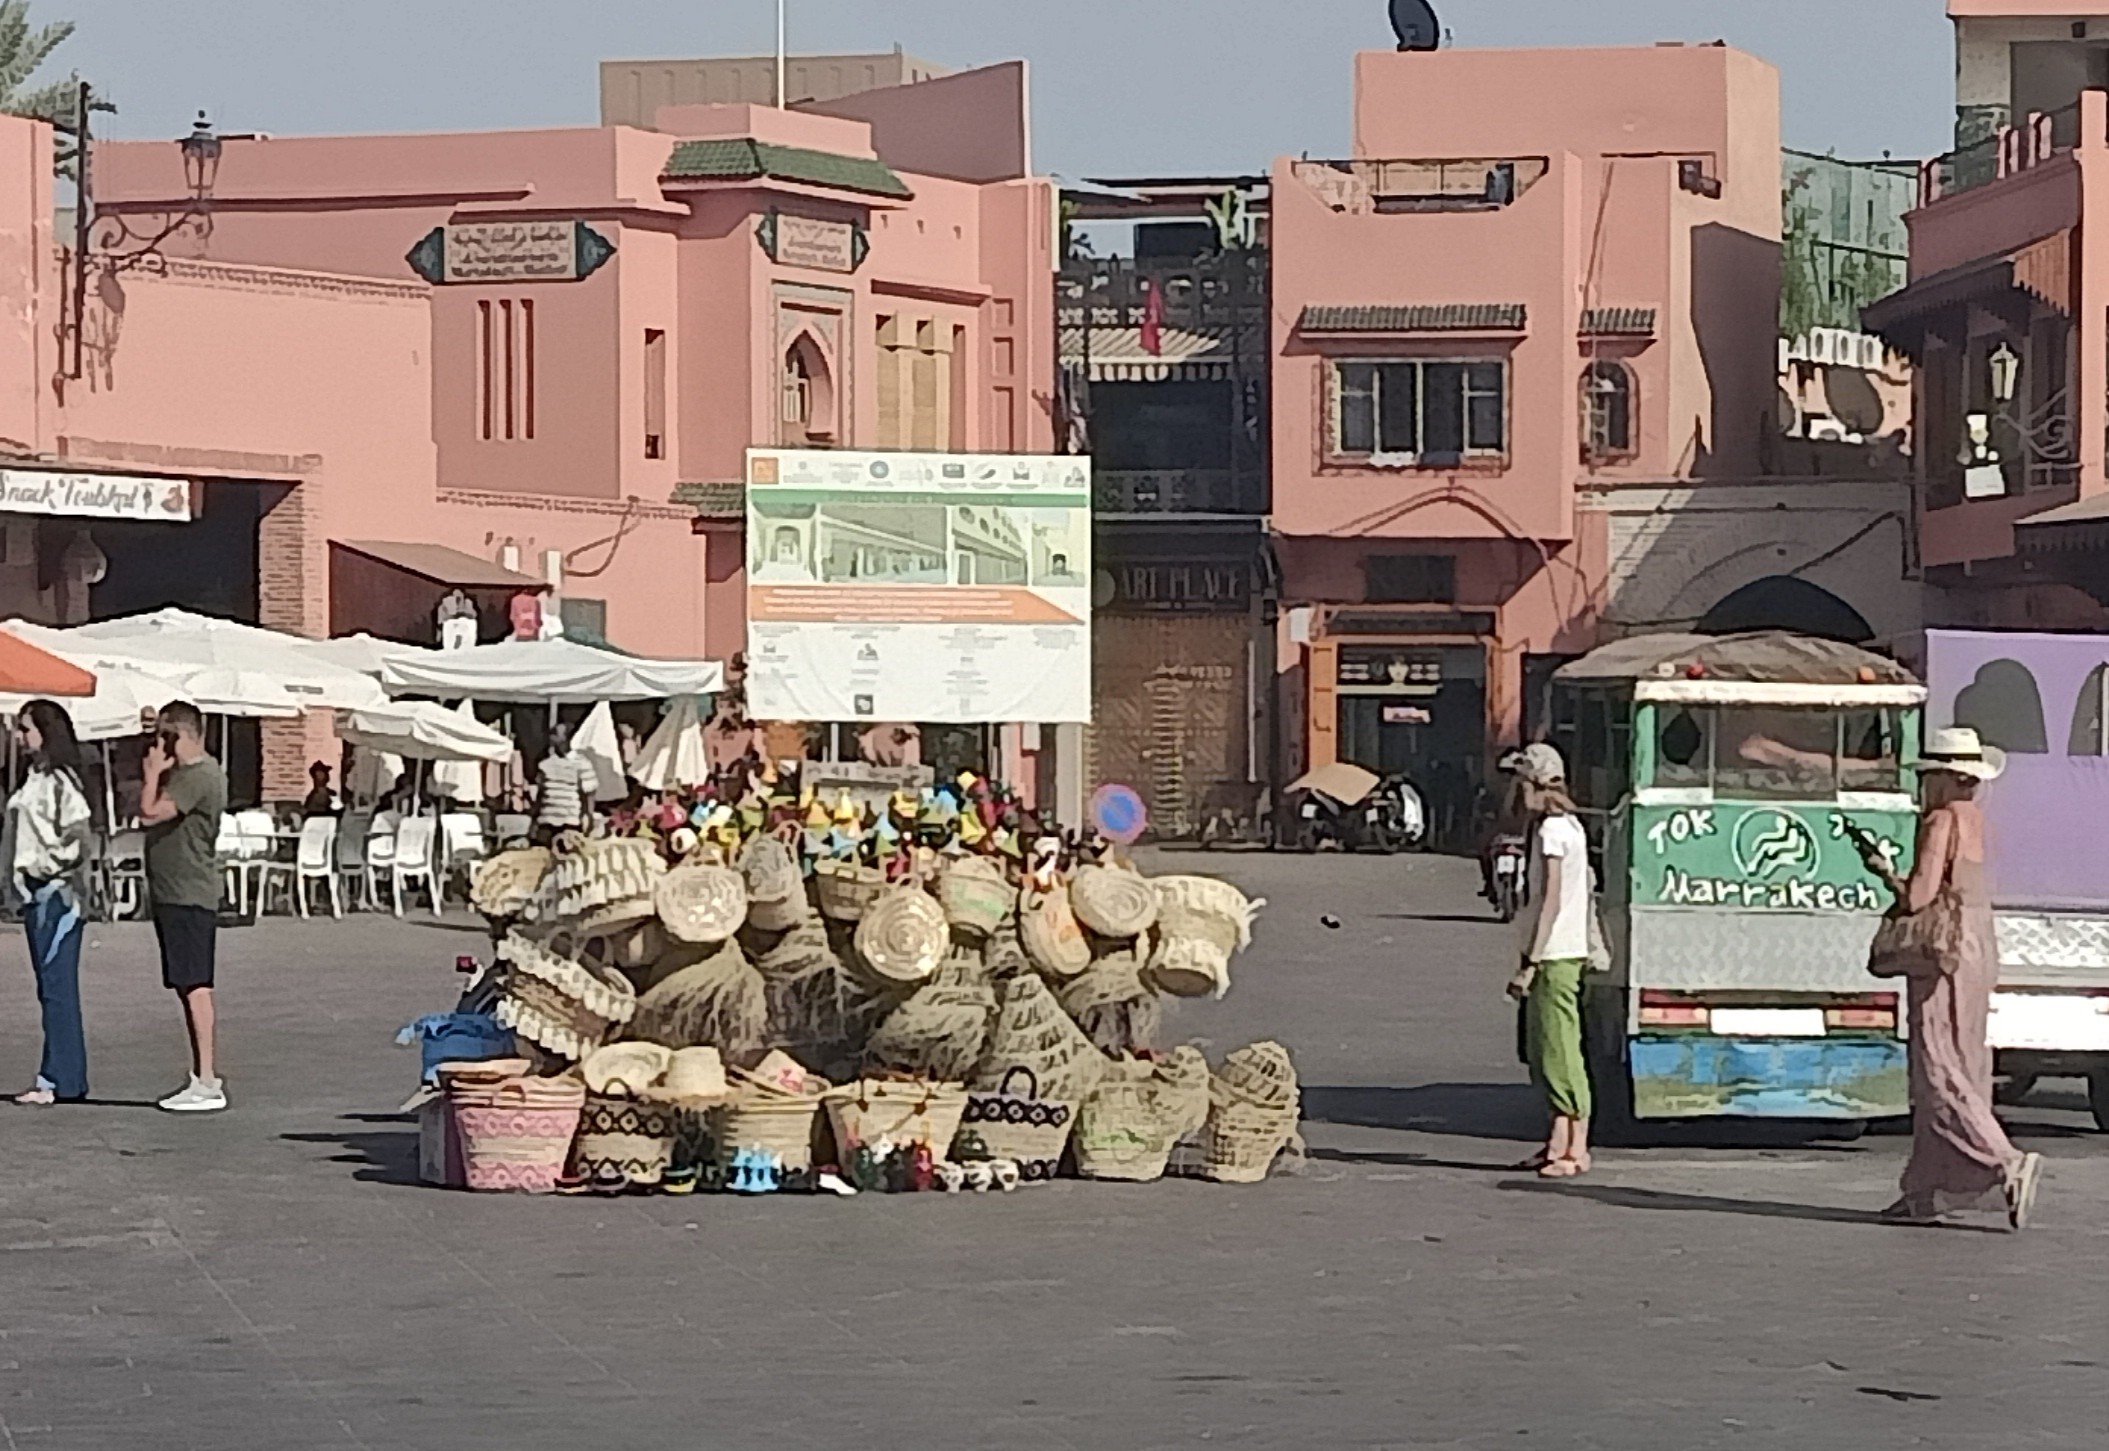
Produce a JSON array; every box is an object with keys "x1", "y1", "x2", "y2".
[
  {"x1": 1366, "y1": 554, "x2": 1457, "y2": 604},
  {"x1": 2069, "y1": 664, "x2": 2109, "y2": 756},
  {"x1": 1333, "y1": 360, "x2": 1507, "y2": 460},
  {"x1": 1584, "y1": 361, "x2": 1634, "y2": 456},
  {"x1": 559, "y1": 598, "x2": 608, "y2": 646}
]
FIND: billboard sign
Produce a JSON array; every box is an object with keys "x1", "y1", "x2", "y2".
[{"x1": 744, "y1": 449, "x2": 1093, "y2": 724}]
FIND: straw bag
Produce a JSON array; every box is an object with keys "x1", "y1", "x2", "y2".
[
  {"x1": 553, "y1": 837, "x2": 666, "y2": 934},
  {"x1": 1198, "y1": 1041, "x2": 1301, "y2": 1184},
  {"x1": 1153, "y1": 876, "x2": 1263, "y2": 943},
  {"x1": 592, "y1": 919, "x2": 668, "y2": 973},
  {"x1": 973, "y1": 973, "x2": 1109, "y2": 1101},
  {"x1": 938, "y1": 856, "x2": 1015, "y2": 938},
  {"x1": 656, "y1": 864, "x2": 749, "y2": 945},
  {"x1": 493, "y1": 933, "x2": 639, "y2": 1061},
  {"x1": 581, "y1": 1041, "x2": 674, "y2": 1096},
  {"x1": 825, "y1": 1078, "x2": 970, "y2": 1158},
  {"x1": 957, "y1": 1067, "x2": 1075, "y2": 1182},
  {"x1": 1146, "y1": 929, "x2": 1233, "y2": 1001},
  {"x1": 865, "y1": 981, "x2": 997, "y2": 1082},
  {"x1": 854, "y1": 886, "x2": 948, "y2": 985},
  {"x1": 1071, "y1": 1047, "x2": 1210, "y2": 1182},
  {"x1": 449, "y1": 1075, "x2": 587, "y2": 1193},
  {"x1": 1018, "y1": 884, "x2": 1091, "y2": 979},
  {"x1": 741, "y1": 837, "x2": 810, "y2": 932},
  {"x1": 470, "y1": 848, "x2": 553, "y2": 919},
  {"x1": 709, "y1": 1076, "x2": 830, "y2": 1172},
  {"x1": 572, "y1": 1093, "x2": 685, "y2": 1186},
  {"x1": 1070, "y1": 865, "x2": 1158, "y2": 938},
  {"x1": 815, "y1": 859, "x2": 886, "y2": 922}
]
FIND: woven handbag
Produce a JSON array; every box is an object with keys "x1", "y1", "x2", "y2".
[
  {"x1": 450, "y1": 1076, "x2": 587, "y2": 1194},
  {"x1": 824, "y1": 1078, "x2": 970, "y2": 1159},
  {"x1": 957, "y1": 1067, "x2": 1075, "y2": 1181},
  {"x1": 1018, "y1": 884, "x2": 1091, "y2": 979},
  {"x1": 571, "y1": 1093, "x2": 685, "y2": 1187},
  {"x1": 1868, "y1": 890, "x2": 1962, "y2": 979},
  {"x1": 1071, "y1": 1048, "x2": 1209, "y2": 1182}
]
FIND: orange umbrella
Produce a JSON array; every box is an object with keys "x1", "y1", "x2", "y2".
[{"x1": 0, "y1": 631, "x2": 95, "y2": 698}]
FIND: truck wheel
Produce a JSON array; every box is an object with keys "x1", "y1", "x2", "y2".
[{"x1": 2091, "y1": 1070, "x2": 2109, "y2": 1135}]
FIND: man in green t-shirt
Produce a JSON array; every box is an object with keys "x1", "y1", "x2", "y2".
[{"x1": 141, "y1": 701, "x2": 229, "y2": 1114}]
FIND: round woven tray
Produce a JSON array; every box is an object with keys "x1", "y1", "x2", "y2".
[
  {"x1": 1070, "y1": 865, "x2": 1159, "y2": 938},
  {"x1": 853, "y1": 886, "x2": 948, "y2": 985},
  {"x1": 656, "y1": 864, "x2": 749, "y2": 945}
]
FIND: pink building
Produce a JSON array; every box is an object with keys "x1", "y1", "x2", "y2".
[
  {"x1": 1271, "y1": 43, "x2": 1815, "y2": 789},
  {"x1": 1, "y1": 65, "x2": 1053, "y2": 794},
  {"x1": 1863, "y1": 4, "x2": 2109, "y2": 629}
]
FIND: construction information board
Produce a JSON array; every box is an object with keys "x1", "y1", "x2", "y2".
[{"x1": 743, "y1": 449, "x2": 1093, "y2": 724}]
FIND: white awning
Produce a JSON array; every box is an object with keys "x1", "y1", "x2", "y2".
[
  {"x1": 378, "y1": 637, "x2": 723, "y2": 704},
  {"x1": 336, "y1": 700, "x2": 513, "y2": 763}
]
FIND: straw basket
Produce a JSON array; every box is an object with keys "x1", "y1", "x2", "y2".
[
  {"x1": 973, "y1": 973, "x2": 1109, "y2": 1101},
  {"x1": 580, "y1": 1042, "x2": 674, "y2": 1096},
  {"x1": 449, "y1": 1076, "x2": 587, "y2": 1194},
  {"x1": 655, "y1": 864, "x2": 749, "y2": 945},
  {"x1": 571, "y1": 1093, "x2": 685, "y2": 1187},
  {"x1": 470, "y1": 848, "x2": 553, "y2": 919},
  {"x1": 1198, "y1": 1041, "x2": 1300, "y2": 1184},
  {"x1": 865, "y1": 982, "x2": 997, "y2": 1082},
  {"x1": 814, "y1": 859, "x2": 886, "y2": 922},
  {"x1": 553, "y1": 838, "x2": 666, "y2": 935},
  {"x1": 957, "y1": 1067, "x2": 1075, "y2": 1182},
  {"x1": 708, "y1": 1081, "x2": 829, "y2": 1173},
  {"x1": 1153, "y1": 876, "x2": 1262, "y2": 943},
  {"x1": 1145, "y1": 929, "x2": 1233, "y2": 1001},
  {"x1": 1018, "y1": 885, "x2": 1091, "y2": 979},
  {"x1": 741, "y1": 838, "x2": 809, "y2": 932},
  {"x1": 938, "y1": 856, "x2": 1015, "y2": 938},
  {"x1": 493, "y1": 933, "x2": 638, "y2": 1061},
  {"x1": 825, "y1": 1078, "x2": 970, "y2": 1158},
  {"x1": 1071, "y1": 1048, "x2": 1211, "y2": 1182},
  {"x1": 591, "y1": 919, "x2": 668, "y2": 973},
  {"x1": 1070, "y1": 866, "x2": 1158, "y2": 939},
  {"x1": 1215, "y1": 1041, "x2": 1298, "y2": 1111},
  {"x1": 853, "y1": 886, "x2": 948, "y2": 985}
]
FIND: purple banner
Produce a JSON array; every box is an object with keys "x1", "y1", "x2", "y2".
[{"x1": 1926, "y1": 631, "x2": 2109, "y2": 911}]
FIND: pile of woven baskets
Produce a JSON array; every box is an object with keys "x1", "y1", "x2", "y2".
[{"x1": 433, "y1": 830, "x2": 1295, "y2": 1194}]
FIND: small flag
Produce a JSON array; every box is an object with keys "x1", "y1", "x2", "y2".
[{"x1": 1139, "y1": 278, "x2": 1165, "y2": 357}]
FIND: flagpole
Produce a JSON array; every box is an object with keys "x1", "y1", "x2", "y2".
[{"x1": 775, "y1": 0, "x2": 786, "y2": 107}]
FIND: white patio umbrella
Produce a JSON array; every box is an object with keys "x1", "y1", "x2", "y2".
[
  {"x1": 335, "y1": 700, "x2": 512, "y2": 763},
  {"x1": 378, "y1": 636, "x2": 723, "y2": 704},
  {"x1": 0, "y1": 658, "x2": 187, "y2": 741},
  {"x1": 302, "y1": 633, "x2": 438, "y2": 677},
  {"x1": 63, "y1": 608, "x2": 388, "y2": 711},
  {"x1": 428, "y1": 701, "x2": 492, "y2": 802},
  {"x1": 629, "y1": 696, "x2": 712, "y2": 791}
]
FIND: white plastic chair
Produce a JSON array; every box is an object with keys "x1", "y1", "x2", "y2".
[
  {"x1": 493, "y1": 813, "x2": 532, "y2": 848},
  {"x1": 216, "y1": 813, "x2": 244, "y2": 912},
  {"x1": 363, "y1": 814, "x2": 401, "y2": 911},
  {"x1": 335, "y1": 811, "x2": 372, "y2": 909},
  {"x1": 231, "y1": 809, "x2": 281, "y2": 914},
  {"x1": 102, "y1": 828, "x2": 147, "y2": 921},
  {"x1": 285, "y1": 817, "x2": 342, "y2": 919},
  {"x1": 438, "y1": 813, "x2": 488, "y2": 909},
  {"x1": 390, "y1": 817, "x2": 438, "y2": 917}
]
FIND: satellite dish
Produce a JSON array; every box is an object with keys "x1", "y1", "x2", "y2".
[{"x1": 1391, "y1": 0, "x2": 1440, "y2": 51}]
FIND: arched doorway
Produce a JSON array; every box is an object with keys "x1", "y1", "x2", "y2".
[
  {"x1": 1696, "y1": 576, "x2": 1874, "y2": 644},
  {"x1": 780, "y1": 332, "x2": 836, "y2": 446}
]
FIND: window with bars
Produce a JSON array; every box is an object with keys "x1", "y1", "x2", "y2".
[
  {"x1": 1583, "y1": 360, "x2": 1635, "y2": 458},
  {"x1": 477, "y1": 298, "x2": 536, "y2": 442},
  {"x1": 1332, "y1": 359, "x2": 1506, "y2": 464}
]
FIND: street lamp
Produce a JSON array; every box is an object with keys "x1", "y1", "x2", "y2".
[
  {"x1": 179, "y1": 111, "x2": 222, "y2": 199},
  {"x1": 1988, "y1": 341, "x2": 2021, "y2": 406}
]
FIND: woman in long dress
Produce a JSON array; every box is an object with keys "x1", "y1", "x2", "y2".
[{"x1": 1856, "y1": 727, "x2": 2043, "y2": 1229}]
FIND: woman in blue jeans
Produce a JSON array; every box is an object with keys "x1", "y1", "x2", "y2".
[{"x1": 5, "y1": 700, "x2": 94, "y2": 1105}]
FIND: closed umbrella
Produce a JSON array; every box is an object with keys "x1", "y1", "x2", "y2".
[
  {"x1": 335, "y1": 700, "x2": 512, "y2": 763},
  {"x1": 629, "y1": 696, "x2": 711, "y2": 791},
  {"x1": 572, "y1": 701, "x2": 630, "y2": 804}
]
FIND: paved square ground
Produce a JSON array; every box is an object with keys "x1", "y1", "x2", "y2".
[{"x1": 2, "y1": 851, "x2": 2104, "y2": 1449}]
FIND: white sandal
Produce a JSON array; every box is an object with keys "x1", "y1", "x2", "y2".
[{"x1": 2006, "y1": 1152, "x2": 2044, "y2": 1231}]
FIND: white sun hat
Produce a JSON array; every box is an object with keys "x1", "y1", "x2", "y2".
[{"x1": 1915, "y1": 726, "x2": 2006, "y2": 781}]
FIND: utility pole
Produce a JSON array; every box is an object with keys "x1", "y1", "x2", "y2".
[{"x1": 775, "y1": 0, "x2": 786, "y2": 107}]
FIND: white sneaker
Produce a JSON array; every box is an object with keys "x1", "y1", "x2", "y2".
[{"x1": 158, "y1": 1076, "x2": 228, "y2": 1114}]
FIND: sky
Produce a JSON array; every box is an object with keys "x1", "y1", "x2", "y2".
[{"x1": 51, "y1": 0, "x2": 1956, "y2": 174}]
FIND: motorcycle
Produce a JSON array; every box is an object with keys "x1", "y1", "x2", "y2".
[
  {"x1": 1289, "y1": 787, "x2": 1352, "y2": 852},
  {"x1": 1360, "y1": 776, "x2": 1427, "y2": 853},
  {"x1": 1489, "y1": 835, "x2": 1528, "y2": 922}
]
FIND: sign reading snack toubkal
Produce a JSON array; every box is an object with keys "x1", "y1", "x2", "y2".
[{"x1": 743, "y1": 449, "x2": 1093, "y2": 725}]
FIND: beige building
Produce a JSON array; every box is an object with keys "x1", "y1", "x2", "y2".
[{"x1": 601, "y1": 46, "x2": 950, "y2": 126}]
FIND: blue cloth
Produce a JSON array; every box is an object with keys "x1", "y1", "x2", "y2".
[
  {"x1": 396, "y1": 1012, "x2": 515, "y2": 1084},
  {"x1": 24, "y1": 880, "x2": 87, "y2": 1100}
]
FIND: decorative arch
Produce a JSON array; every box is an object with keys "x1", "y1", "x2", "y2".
[
  {"x1": 1696, "y1": 575, "x2": 1874, "y2": 644},
  {"x1": 1582, "y1": 359, "x2": 1636, "y2": 459},
  {"x1": 780, "y1": 330, "x2": 837, "y2": 445}
]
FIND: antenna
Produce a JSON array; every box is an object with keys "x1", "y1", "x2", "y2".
[{"x1": 1391, "y1": 0, "x2": 1441, "y2": 51}]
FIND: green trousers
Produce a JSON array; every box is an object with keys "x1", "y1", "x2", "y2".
[{"x1": 1527, "y1": 958, "x2": 1593, "y2": 1121}]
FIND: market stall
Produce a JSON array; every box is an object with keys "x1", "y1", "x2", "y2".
[
  {"x1": 409, "y1": 779, "x2": 1301, "y2": 1197},
  {"x1": 378, "y1": 637, "x2": 723, "y2": 704}
]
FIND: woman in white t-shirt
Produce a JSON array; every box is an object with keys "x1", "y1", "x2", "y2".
[{"x1": 1505, "y1": 743, "x2": 1597, "y2": 1178}]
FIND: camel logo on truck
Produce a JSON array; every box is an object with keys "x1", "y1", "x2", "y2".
[
  {"x1": 1638, "y1": 804, "x2": 1892, "y2": 912},
  {"x1": 1732, "y1": 809, "x2": 1820, "y2": 881}
]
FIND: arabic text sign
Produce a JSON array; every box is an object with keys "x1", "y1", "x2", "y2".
[
  {"x1": 0, "y1": 468, "x2": 193, "y2": 522},
  {"x1": 1630, "y1": 803, "x2": 1915, "y2": 912},
  {"x1": 743, "y1": 449, "x2": 1093, "y2": 725},
  {"x1": 445, "y1": 221, "x2": 580, "y2": 282}
]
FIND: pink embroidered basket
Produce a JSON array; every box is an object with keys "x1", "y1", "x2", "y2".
[{"x1": 449, "y1": 1076, "x2": 587, "y2": 1194}]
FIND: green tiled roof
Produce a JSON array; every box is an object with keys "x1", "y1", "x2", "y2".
[
  {"x1": 674, "y1": 481, "x2": 745, "y2": 519},
  {"x1": 662, "y1": 139, "x2": 912, "y2": 199}
]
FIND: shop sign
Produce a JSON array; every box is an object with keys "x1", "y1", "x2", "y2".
[
  {"x1": 1338, "y1": 647, "x2": 1442, "y2": 689},
  {"x1": 406, "y1": 221, "x2": 617, "y2": 284},
  {"x1": 1382, "y1": 704, "x2": 1432, "y2": 725},
  {"x1": 756, "y1": 211, "x2": 869, "y2": 273},
  {"x1": 1109, "y1": 560, "x2": 1248, "y2": 614},
  {"x1": 0, "y1": 467, "x2": 192, "y2": 522},
  {"x1": 1632, "y1": 803, "x2": 1914, "y2": 912}
]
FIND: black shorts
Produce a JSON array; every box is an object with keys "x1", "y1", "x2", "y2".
[{"x1": 153, "y1": 905, "x2": 218, "y2": 992}]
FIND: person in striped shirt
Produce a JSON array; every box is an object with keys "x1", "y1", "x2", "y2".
[{"x1": 532, "y1": 723, "x2": 599, "y2": 844}]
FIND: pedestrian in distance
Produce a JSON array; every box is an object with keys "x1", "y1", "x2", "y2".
[
  {"x1": 139, "y1": 700, "x2": 229, "y2": 1114},
  {"x1": 531, "y1": 721, "x2": 598, "y2": 846},
  {"x1": 1505, "y1": 743, "x2": 1598, "y2": 1179},
  {"x1": 5, "y1": 700, "x2": 95, "y2": 1106},
  {"x1": 1854, "y1": 726, "x2": 2043, "y2": 1230}
]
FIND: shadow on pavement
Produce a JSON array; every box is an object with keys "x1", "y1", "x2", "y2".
[
  {"x1": 1497, "y1": 1178, "x2": 2010, "y2": 1233},
  {"x1": 284, "y1": 1119, "x2": 420, "y2": 1187},
  {"x1": 1307, "y1": 1146, "x2": 1525, "y2": 1174},
  {"x1": 1304, "y1": 1084, "x2": 1544, "y2": 1143},
  {"x1": 1370, "y1": 911, "x2": 1504, "y2": 925}
]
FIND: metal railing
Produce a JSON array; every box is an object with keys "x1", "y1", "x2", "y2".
[
  {"x1": 1058, "y1": 252, "x2": 1267, "y2": 333},
  {"x1": 1920, "y1": 103, "x2": 2080, "y2": 206},
  {"x1": 1094, "y1": 468, "x2": 1266, "y2": 516}
]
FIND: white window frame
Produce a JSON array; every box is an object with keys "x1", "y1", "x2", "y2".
[{"x1": 1329, "y1": 357, "x2": 1509, "y2": 466}]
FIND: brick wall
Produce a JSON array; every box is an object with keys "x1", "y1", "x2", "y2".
[{"x1": 256, "y1": 483, "x2": 338, "y2": 801}]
